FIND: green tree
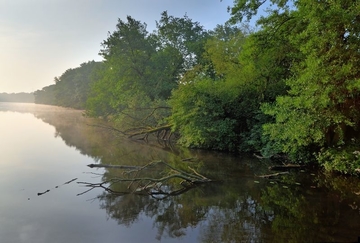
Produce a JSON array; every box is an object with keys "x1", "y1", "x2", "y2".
[
  {"x1": 228, "y1": 0, "x2": 292, "y2": 23},
  {"x1": 155, "y1": 11, "x2": 209, "y2": 73},
  {"x1": 87, "y1": 13, "x2": 209, "y2": 130},
  {"x1": 169, "y1": 25, "x2": 248, "y2": 151},
  {"x1": 86, "y1": 16, "x2": 158, "y2": 125},
  {"x1": 170, "y1": 79, "x2": 240, "y2": 151},
  {"x1": 235, "y1": 8, "x2": 305, "y2": 155},
  {"x1": 35, "y1": 61, "x2": 102, "y2": 109},
  {"x1": 230, "y1": 0, "x2": 360, "y2": 172},
  {"x1": 169, "y1": 16, "x2": 300, "y2": 153}
]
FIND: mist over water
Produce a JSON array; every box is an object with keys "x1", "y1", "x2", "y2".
[{"x1": 1, "y1": 102, "x2": 359, "y2": 243}]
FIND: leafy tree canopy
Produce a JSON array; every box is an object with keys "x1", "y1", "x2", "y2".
[{"x1": 86, "y1": 12, "x2": 208, "y2": 129}]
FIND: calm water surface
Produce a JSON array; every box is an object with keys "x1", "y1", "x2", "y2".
[{"x1": 1, "y1": 102, "x2": 360, "y2": 243}]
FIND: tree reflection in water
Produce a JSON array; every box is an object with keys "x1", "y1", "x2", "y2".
[
  {"x1": 11, "y1": 103, "x2": 360, "y2": 243},
  {"x1": 94, "y1": 164, "x2": 360, "y2": 242}
]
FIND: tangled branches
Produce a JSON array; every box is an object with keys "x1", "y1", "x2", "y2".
[{"x1": 78, "y1": 161, "x2": 213, "y2": 199}]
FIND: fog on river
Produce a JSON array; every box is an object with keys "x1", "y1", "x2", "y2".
[{"x1": 1, "y1": 102, "x2": 360, "y2": 243}]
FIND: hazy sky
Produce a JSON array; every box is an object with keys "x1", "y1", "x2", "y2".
[{"x1": 0, "y1": 0, "x2": 236, "y2": 93}]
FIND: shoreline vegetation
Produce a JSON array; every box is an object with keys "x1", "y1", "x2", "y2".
[
  {"x1": 24, "y1": 1, "x2": 360, "y2": 175},
  {"x1": 0, "y1": 92, "x2": 34, "y2": 103}
]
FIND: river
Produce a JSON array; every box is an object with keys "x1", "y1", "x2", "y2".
[{"x1": 1, "y1": 102, "x2": 359, "y2": 243}]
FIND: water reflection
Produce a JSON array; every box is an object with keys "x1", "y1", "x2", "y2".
[
  {"x1": 96, "y1": 162, "x2": 360, "y2": 242},
  {"x1": 2, "y1": 102, "x2": 360, "y2": 242}
]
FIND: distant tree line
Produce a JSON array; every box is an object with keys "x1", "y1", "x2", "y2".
[
  {"x1": 34, "y1": 61, "x2": 103, "y2": 109},
  {"x1": 34, "y1": 1, "x2": 360, "y2": 174},
  {"x1": 0, "y1": 92, "x2": 34, "y2": 103}
]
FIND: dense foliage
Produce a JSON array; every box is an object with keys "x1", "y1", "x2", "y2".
[
  {"x1": 85, "y1": 12, "x2": 208, "y2": 129},
  {"x1": 251, "y1": 0, "x2": 359, "y2": 172},
  {"x1": 35, "y1": 1, "x2": 360, "y2": 173}
]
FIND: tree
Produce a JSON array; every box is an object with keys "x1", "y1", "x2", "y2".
[
  {"x1": 155, "y1": 11, "x2": 209, "y2": 73},
  {"x1": 225, "y1": 0, "x2": 360, "y2": 173},
  {"x1": 86, "y1": 16, "x2": 157, "y2": 124},
  {"x1": 169, "y1": 25, "x2": 249, "y2": 151},
  {"x1": 228, "y1": 0, "x2": 360, "y2": 172},
  {"x1": 227, "y1": 0, "x2": 293, "y2": 23},
  {"x1": 169, "y1": 15, "x2": 302, "y2": 153},
  {"x1": 35, "y1": 61, "x2": 102, "y2": 109},
  {"x1": 87, "y1": 13, "x2": 209, "y2": 132},
  {"x1": 0, "y1": 92, "x2": 34, "y2": 103},
  {"x1": 34, "y1": 85, "x2": 56, "y2": 105}
]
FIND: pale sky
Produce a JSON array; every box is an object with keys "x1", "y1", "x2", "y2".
[{"x1": 0, "y1": 0, "x2": 235, "y2": 93}]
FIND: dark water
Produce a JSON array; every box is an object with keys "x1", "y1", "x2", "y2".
[{"x1": 1, "y1": 102, "x2": 360, "y2": 243}]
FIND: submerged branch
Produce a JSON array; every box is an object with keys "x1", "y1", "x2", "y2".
[
  {"x1": 87, "y1": 164, "x2": 141, "y2": 170},
  {"x1": 256, "y1": 171, "x2": 289, "y2": 179},
  {"x1": 80, "y1": 160, "x2": 214, "y2": 199},
  {"x1": 269, "y1": 164, "x2": 304, "y2": 171}
]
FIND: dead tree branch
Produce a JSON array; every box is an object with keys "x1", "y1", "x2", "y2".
[
  {"x1": 139, "y1": 106, "x2": 171, "y2": 123},
  {"x1": 87, "y1": 122, "x2": 174, "y2": 142},
  {"x1": 87, "y1": 164, "x2": 141, "y2": 170},
  {"x1": 127, "y1": 124, "x2": 173, "y2": 139},
  {"x1": 79, "y1": 161, "x2": 214, "y2": 199},
  {"x1": 269, "y1": 164, "x2": 304, "y2": 171},
  {"x1": 256, "y1": 171, "x2": 289, "y2": 179}
]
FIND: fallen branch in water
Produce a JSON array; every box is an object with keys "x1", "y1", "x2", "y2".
[
  {"x1": 127, "y1": 124, "x2": 173, "y2": 139},
  {"x1": 87, "y1": 122, "x2": 174, "y2": 141},
  {"x1": 256, "y1": 171, "x2": 289, "y2": 179},
  {"x1": 80, "y1": 161, "x2": 214, "y2": 199},
  {"x1": 36, "y1": 178, "x2": 78, "y2": 197},
  {"x1": 37, "y1": 189, "x2": 50, "y2": 196},
  {"x1": 269, "y1": 164, "x2": 304, "y2": 171},
  {"x1": 253, "y1": 153, "x2": 269, "y2": 159},
  {"x1": 87, "y1": 164, "x2": 141, "y2": 170}
]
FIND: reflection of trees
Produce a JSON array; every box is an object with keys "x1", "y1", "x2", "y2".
[
  {"x1": 7, "y1": 104, "x2": 360, "y2": 242},
  {"x1": 99, "y1": 193, "x2": 150, "y2": 226},
  {"x1": 96, "y1": 173, "x2": 276, "y2": 242},
  {"x1": 199, "y1": 197, "x2": 270, "y2": 243},
  {"x1": 98, "y1": 190, "x2": 209, "y2": 240},
  {"x1": 80, "y1": 161, "x2": 213, "y2": 200},
  {"x1": 95, "y1": 160, "x2": 360, "y2": 242},
  {"x1": 27, "y1": 105, "x2": 189, "y2": 166},
  {"x1": 260, "y1": 173, "x2": 360, "y2": 243},
  {"x1": 91, "y1": 162, "x2": 215, "y2": 240}
]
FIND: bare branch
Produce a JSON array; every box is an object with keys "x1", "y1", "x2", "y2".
[
  {"x1": 256, "y1": 171, "x2": 289, "y2": 179},
  {"x1": 78, "y1": 161, "x2": 214, "y2": 199}
]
